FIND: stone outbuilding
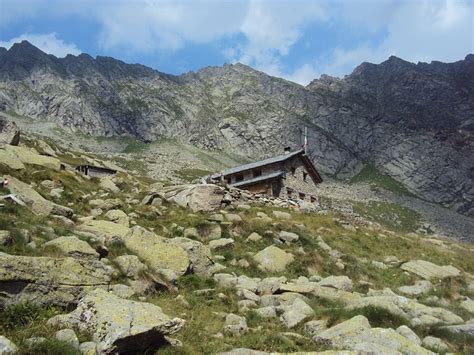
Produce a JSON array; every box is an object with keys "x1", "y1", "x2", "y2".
[
  {"x1": 210, "y1": 148, "x2": 322, "y2": 202},
  {"x1": 76, "y1": 164, "x2": 117, "y2": 178}
]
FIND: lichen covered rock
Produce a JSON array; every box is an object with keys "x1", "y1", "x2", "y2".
[
  {"x1": 167, "y1": 237, "x2": 215, "y2": 277},
  {"x1": 123, "y1": 226, "x2": 189, "y2": 281},
  {"x1": 160, "y1": 184, "x2": 225, "y2": 212},
  {"x1": 0, "y1": 254, "x2": 113, "y2": 307},
  {"x1": 48, "y1": 289, "x2": 184, "y2": 354},
  {"x1": 0, "y1": 336, "x2": 18, "y2": 354},
  {"x1": 401, "y1": 260, "x2": 461, "y2": 280},
  {"x1": 104, "y1": 209, "x2": 129, "y2": 227},
  {"x1": 43, "y1": 236, "x2": 99, "y2": 259},
  {"x1": 253, "y1": 245, "x2": 294, "y2": 272},
  {"x1": 76, "y1": 220, "x2": 130, "y2": 245}
]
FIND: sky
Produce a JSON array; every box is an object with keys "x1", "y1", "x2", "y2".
[{"x1": 0, "y1": 0, "x2": 472, "y2": 85}]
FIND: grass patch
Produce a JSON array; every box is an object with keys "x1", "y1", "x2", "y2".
[
  {"x1": 19, "y1": 339, "x2": 81, "y2": 355},
  {"x1": 353, "y1": 201, "x2": 421, "y2": 232},
  {"x1": 155, "y1": 276, "x2": 317, "y2": 354},
  {"x1": 0, "y1": 303, "x2": 66, "y2": 347},
  {"x1": 350, "y1": 164, "x2": 415, "y2": 197},
  {"x1": 354, "y1": 305, "x2": 409, "y2": 328},
  {"x1": 121, "y1": 138, "x2": 149, "y2": 154},
  {"x1": 309, "y1": 298, "x2": 409, "y2": 329},
  {"x1": 430, "y1": 327, "x2": 474, "y2": 354},
  {"x1": 175, "y1": 168, "x2": 212, "y2": 183}
]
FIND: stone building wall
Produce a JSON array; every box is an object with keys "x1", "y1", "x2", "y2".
[
  {"x1": 88, "y1": 169, "x2": 116, "y2": 178},
  {"x1": 280, "y1": 158, "x2": 318, "y2": 202},
  {"x1": 222, "y1": 155, "x2": 319, "y2": 202}
]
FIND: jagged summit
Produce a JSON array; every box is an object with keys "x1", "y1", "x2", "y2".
[
  {"x1": 0, "y1": 41, "x2": 163, "y2": 81},
  {"x1": 9, "y1": 40, "x2": 41, "y2": 52}
]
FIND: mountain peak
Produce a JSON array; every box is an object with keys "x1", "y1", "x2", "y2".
[
  {"x1": 0, "y1": 40, "x2": 64, "y2": 80},
  {"x1": 9, "y1": 40, "x2": 42, "y2": 53},
  {"x1": 382, "y1": 55, "x2": 414, "y2": 67},
  {"x1": 387, "y1": 55, "x2": 404, "y2": 61},
  {"x1": 7, "y1": 40, "x2": 54, "y2": 62}
]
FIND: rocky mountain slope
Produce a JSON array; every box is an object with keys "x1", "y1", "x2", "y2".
[
  {"x1": 0, "y1": 41, "x2": 472, "y2": 216},
  {"x1": 0, "y1": 128, "x2": 473, "y2": 354}
]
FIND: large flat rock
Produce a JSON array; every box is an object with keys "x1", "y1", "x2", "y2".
[
  {"x1": 253, "y1": 245, "x2": 294, "y2": 272},
  {"x1": 0, "y1": 253, "x2": 113, "y2": 307},
  {"x1": 346, "y1": 294, "x2": 463, "y2": 327},
  {"x1": 123, "y1": 226, "x2": 190, "y2": 281},
  {"x1": 48, "y1": 289, "x2": 184, "y2": 354},
  {"x1": 0, "y1": 145, "x2": 25, "y2": 169},
  {"x1": 401, "y1": 260, "x2": 461, "y2": 280},
  {"x1": 76, "y1": 220, "x2": 130, "y2": 244},
  {"x1": 3, "y1": 145, "x2": 61, "y2": 170},
  {"x1": 6, "y1": 176, "x2": 72, "y2": 217},
  {"x1": 314, "y1": 315, "x2": 431, "y2": 354},
  {"x1": 160, "y1": 184, "x2": 225, "y2": 212},
  {"x1": 43, "y1": 236, "x2": 99, "y2": 259}
]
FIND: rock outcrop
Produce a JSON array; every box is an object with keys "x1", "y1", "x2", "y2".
[
  {"x1": 167, "y1": 237, "x2": 215, "y2": 277},
  {"x1": 42, "y1": 235, "x2": 100, "y2": 259},
  {"x1": 76, "y1": 219, "x2": 130, "y2": 245},
  {"x1": 5, "y1": 176, "x2": 72, "y2": 217},
  {"x1": 0, "y1": 336, "x2": 18, "y2": 354},
  {"x1": 123, "y1": 226, "x2": 190, "y2": 281},
  {"x1": 314, "y1": 315, "x2": 432, "y2": 354},
  {"x1": 48, "y1": 289, "x2": 184, "y2": 354},
  {"x1": 0, "y1": 253, "x2": 113, "y2": 307},
  {"x1": 0, "y1": 115, "x2": 20, "y2": 145},
  {"x1": 160, "y1": 184, "x2": 225, "y2": 212},
  {"x1": 253, "y1": 246, "x2": 294, "y2": 272},
  {"x1": 401, "y1": 260, "x2": 461, "y2": 280}
]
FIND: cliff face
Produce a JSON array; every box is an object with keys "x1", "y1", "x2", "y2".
[{"x1": 0, "y1": 41, "x2": 472, "y2": 215}]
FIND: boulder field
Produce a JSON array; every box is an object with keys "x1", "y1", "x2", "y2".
[{"x1": 0, "y1": 132, "x2": 473, "y2": 354}]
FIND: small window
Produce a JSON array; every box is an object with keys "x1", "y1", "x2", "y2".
[
  {"x1": 310, "y1": 196, "x2": 317, "y2": 203},
  {"x1": 286, "y1": 188, "x2": 293, "y2": 197},
  {"x1": 236, "y1": 174, "x2": 244, "y2": 182},
  {"x1": 303, "y1": 172, "x2": 307, "y2": 182},
  {"x1": 253, "y1": 169, "x2": 262, "y2": 177},
  {"x1": 299, "y1": 192, "x2": 305, "y2": 200},
  {"x1": 290, "y1": 167, "x2": 296, "y2": 175},
  {"x1": 225, "y1": 177, "x2": 231, "y2": 184}
]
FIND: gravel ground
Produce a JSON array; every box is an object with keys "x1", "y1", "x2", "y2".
[{"x1": 317, "y1": 180, "x2": 474, "y2": 243}]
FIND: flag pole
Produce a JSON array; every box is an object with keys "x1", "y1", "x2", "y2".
[{"x1": 304, "y1": 126, "x2": 308, "y2": 154}]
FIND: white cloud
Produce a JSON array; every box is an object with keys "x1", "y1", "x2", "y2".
[
  {"x1": 0, "y1": 33, "x2": 81, "y2": 57},
  {"x1": 0, "y1": 0, "x2": 471, "y2": 83},
  {"x1": 89, "y1": 0, "x2": 329, "y2": 82},
  {"x1": 317, "y1": 0, "x2": 474, "y2": 77},
  {"x1": 284, "y1": 64, "x2": 319, "y2": 85},
  {"x1": 93, "y1": 0, "x2": 247, "y2": 52},
  {"x1": 234, "y1": 0, "x2": 327, "y2": 79}
]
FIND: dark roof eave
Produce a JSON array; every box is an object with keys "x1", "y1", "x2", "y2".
[
  {"x1": 77, "y1": 164, "x2": 117, "y2": 173},
  {"x1": 300, "y1": 154, "x2": 323, "y2": 184},
  {"x1": 221, "y1": 149, "x2": 304, "y2": 176},
  {"x1": 230, "y1": 171, "x2": 284, "y2": 188}
]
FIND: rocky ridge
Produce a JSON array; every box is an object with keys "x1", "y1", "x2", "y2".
[{"x1": 0, "y1": 41, "x2": 473, "y2": 216}]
